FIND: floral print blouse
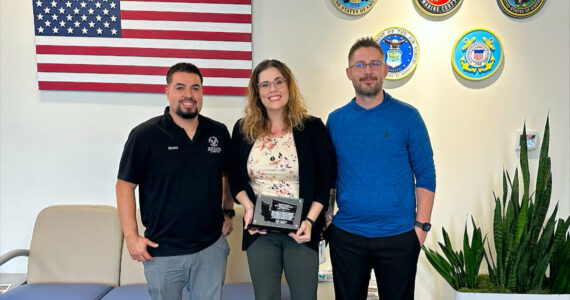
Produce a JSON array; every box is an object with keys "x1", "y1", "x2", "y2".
[{"x1": 247, "y1": 131, "x2": 299, "y2": 199}]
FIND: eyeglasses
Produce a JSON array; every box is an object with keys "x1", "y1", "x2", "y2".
[
  {"x1": 257, "y1": 77, "x2": 287, "y2": 92},
  {"x1": 349, "y1": 61, "x2": 383, "y2": 71}
]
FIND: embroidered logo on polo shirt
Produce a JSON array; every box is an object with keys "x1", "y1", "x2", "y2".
[
  {"x1": 208, "y1": 136, "x2": 222, "y2": 153},
  {"x1": 167, "y1": 146, "x2": 179, "y2": 150}
]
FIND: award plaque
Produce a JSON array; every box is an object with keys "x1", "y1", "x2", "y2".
[{"x1": 251, "y1": 194, "x2": 304, "y2": 232}]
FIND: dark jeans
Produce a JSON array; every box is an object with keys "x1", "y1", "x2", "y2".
[
  {"x1": 247, "y1": 232, "x2": 318, "y2": 300},
  {"x1": 328, "y1": 224, "x2": 421, "y2": 300}
]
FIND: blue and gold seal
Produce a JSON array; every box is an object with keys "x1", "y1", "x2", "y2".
[
  {"x1": 497, "y1": 0, "x2": 546, "y2": 19},
  {"x1": 331, "y1": 0, "x2": 378, "y2": 16},
  {"x1": 452, "y1": 28, "x2": 503, "y2": 81},
  {"x1": 414, "y1": 0, "x2": 464, "y2": 17},
  {"x1": 374, "y1": 27, "x2": 419, "y2": 80}
]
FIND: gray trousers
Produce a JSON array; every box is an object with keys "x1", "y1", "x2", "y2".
[
  {"x1": 143, "y1": 235, "x2": 230, "y2": 300},
  {"x1": 247, "y1": 233, "x2": 318, "y2": 300}
]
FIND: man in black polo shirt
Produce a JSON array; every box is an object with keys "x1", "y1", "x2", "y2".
[{"x1": 116, "y1": 62, "x2": 234, "y2": 300}]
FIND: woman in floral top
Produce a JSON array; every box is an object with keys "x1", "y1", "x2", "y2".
[{"x1": 230, "y1": 59, "x2": 336, "y2": 300}]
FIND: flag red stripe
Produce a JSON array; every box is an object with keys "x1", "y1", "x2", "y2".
[
  {"x1": 36, "y1": 45, "x2": 251, "y2": 60},
  {"x1": 38, "y1": 81, "x2": 247, "y2": 95},
  {"x1": 121, "y1": 10, "x2": 251, "y2": 23},
  {"x1": 37, "y1": 63, "x2": 252, "y2": 78},
  {"x1": 121, "y1": 29, "x2": 251, "y2": 42},
  {"x1": 121, "y1": 0, "x2": 251, "y2": 4}
]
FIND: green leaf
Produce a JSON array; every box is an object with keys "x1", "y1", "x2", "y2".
[
  {"x1": 530, "y1": 170, "x2": 552, "y2": 246},
  {"x1": 463, "y1": 217, "x2": 485, "y2": 288},
  {"x1": 551, "y1": 261, "x2": 570, "y2": 293},
  {"x1": 550, "y1": 231, "x2": 570, "y2": 293},
  {"x1": 423, "y1": 246, "x2": 459, "y2": 289},
  {"x1": 531, "y1": 205, "x2": 557, "y2": 265},
  {"x1": 535, "y1": 116, "x2": 550, "y2": 196},
  {"x1": 492, "y1": 194, "x2": 504, "y2": 285},
  {"x1": 508, "y1": 170, "x2": 520, "y2": 217},
  {"x1": 502, "y1": 223, "x2": 516, "y2": 288},
  {"x1": 519, "y1": 123, "x2": 530, "y2": 207},
  {"x1": 516, "y1": 251, "x2": 530, "y2": 291},
  {"x1": 441, "y1": 228, "x2": 464, "y2": 272},
  {"x1": 513, "y1": 199, "x2": 529, "y2": 250},
  {"x1": 550, "y1": 228, "x2": 570, "y2": 291},
  {"x1": 484, "y1": 240, "x2": 499, "y2": 286},
  {"x1": 502, "y1": 171, "x2": 508, "y2": 210}
]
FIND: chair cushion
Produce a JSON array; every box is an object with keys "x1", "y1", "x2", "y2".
[
  {"x1": 222, "y1": 283, "x2": 290, "y2": 300},
  {"x1": 100, "y1": 284, "x2": 190, "y2": 300},
  {"x1": 98, "y1": 283, "x2": 290, "y2": 300},
  {"x1": 1, "y1": 283, "x2": 112, "y2": 300},
  {"x1": 100, "y1": 284, "x2": 150, "y2": 300}
]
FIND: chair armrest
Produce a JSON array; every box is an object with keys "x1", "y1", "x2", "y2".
[{"x1": 0, "y1": 249, "x2": 29, "y2": 266}]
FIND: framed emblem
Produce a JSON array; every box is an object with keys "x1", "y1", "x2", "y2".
[
  {"x1": 414, "y1": 0, "x2": 464, "y2": 17},
  {"x1": 452, "y1": 28, "x2": 503, "y2": 81},
  {"x1": 374, "y1": 27, "x2": 419, "y2": 80},
  {"x1": 497, "y1": 0, "x2": 546, "y2": 19},
  {"x1": 331, "y1": 0, "x2": 378, "y2": 16}
]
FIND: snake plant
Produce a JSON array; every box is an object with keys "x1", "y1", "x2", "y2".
[
  {"x1": 423, "y1": 117, "x2": 570, "y2": 293},
  {"x1": 485, "y1": 117, "x2": 570, "y2": 293},
  {"x1": 422, "y1": 216, "x2": 485, "y2": 290}
]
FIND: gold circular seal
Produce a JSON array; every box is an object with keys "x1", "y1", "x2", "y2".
[
  {"x1": 331, "y1": 0, "x2": 378, "y2": 16},
  {"x1": 414, "y1": 0, "x2": 464, "y2": 18},
  {"x1": 497, "y1": 0, "x2": 546, "y2": 19}
]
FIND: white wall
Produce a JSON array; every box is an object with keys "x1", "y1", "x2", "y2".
[{"x1": 1, "y1": 0, "x2": 568, "y2": 299}]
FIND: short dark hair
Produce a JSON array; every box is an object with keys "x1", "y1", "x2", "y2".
[
  {"x1": 166, "y1": 62, "x2": 203, "y2": 85},
  {"x1": 348, "y1": 37, "x2": 384, "y2": 64}
]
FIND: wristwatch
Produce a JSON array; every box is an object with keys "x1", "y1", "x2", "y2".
[
  {"x1": 222, "y1": 208, "x2": 236, "y2": 218},
  {"x1": 415, "y1": 220, "x2": 431, "y2": 232}
]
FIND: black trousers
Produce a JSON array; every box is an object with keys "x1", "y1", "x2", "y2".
[
  {"x1": 247, "y1": 233, "x2": 318, "y2": 300},
  {"x1": 328, "y1": 224, "x2": 421, "y2": 300}
]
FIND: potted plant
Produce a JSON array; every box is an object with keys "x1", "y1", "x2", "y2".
[{"x1": 423, "y1": 117, "x2": 570, "y2": 299}]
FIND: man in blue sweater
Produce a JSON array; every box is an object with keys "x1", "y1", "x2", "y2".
[{"x1": 325, "y1": 37, "x2": 436, "y2": 300}]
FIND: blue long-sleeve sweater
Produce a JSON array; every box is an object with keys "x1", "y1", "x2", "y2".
[{"x1": 327, "y1": 92, "x2": 436, "y2": 237}]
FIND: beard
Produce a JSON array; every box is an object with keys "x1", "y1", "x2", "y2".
[
  {"x1": 175, "y1": 99, "x2": 199, "y2": 119},
  {"x1": 353, "y1": 76, "x2": 383, "y2": 97}
]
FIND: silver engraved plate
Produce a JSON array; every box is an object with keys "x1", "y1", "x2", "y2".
[{"x1": 252, "y1": 194, "x2": 304, "y2": 232}]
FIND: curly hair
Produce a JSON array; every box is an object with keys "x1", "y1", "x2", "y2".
[{"x1": 240, "y1": 59, "x2": 308, "y2": 142}]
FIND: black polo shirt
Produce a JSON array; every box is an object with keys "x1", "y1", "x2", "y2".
[{"x1": 118, "y1": 107, "x2": 231, "y2": 257}]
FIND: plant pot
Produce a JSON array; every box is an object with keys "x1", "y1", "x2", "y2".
[{"x1": 443, "y1": 283, "x2": 569, "y2": 300}]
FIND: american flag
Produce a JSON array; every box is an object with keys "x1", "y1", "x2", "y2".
[{"x1": 32, "y1": 0, "x2": 252, "y2": 95}]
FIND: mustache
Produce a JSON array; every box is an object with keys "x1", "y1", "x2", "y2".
[
  {"x1": 360, "y1": 76, "x2": 377, "y2": 81},
  {"x1": 178, "y1": 98, "x2": 197, "y2": 104}
]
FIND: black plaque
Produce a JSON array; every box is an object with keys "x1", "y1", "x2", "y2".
[{"x1": 251, "y1": 194, "x2": 303, "y2": 232}]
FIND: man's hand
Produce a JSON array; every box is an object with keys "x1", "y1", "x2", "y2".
[
  {"x1": 222, "y1": 215, "x2": 233, "y2": 236},
  {"x1": 125, "y1": 235, "x2": 158, "y2": 262},
  {"x1": 414, "y1": 226, "x2": 427, "y2": 247},
  {"x1": 325, "y1": 189, "x2": 336, "y2": 229},
  {"x1": 289, "y1": 220, "x2": 312, "y2": 244},
  {"x1": 324, "y1": 210, "x2": 333, "y2": 229}
]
